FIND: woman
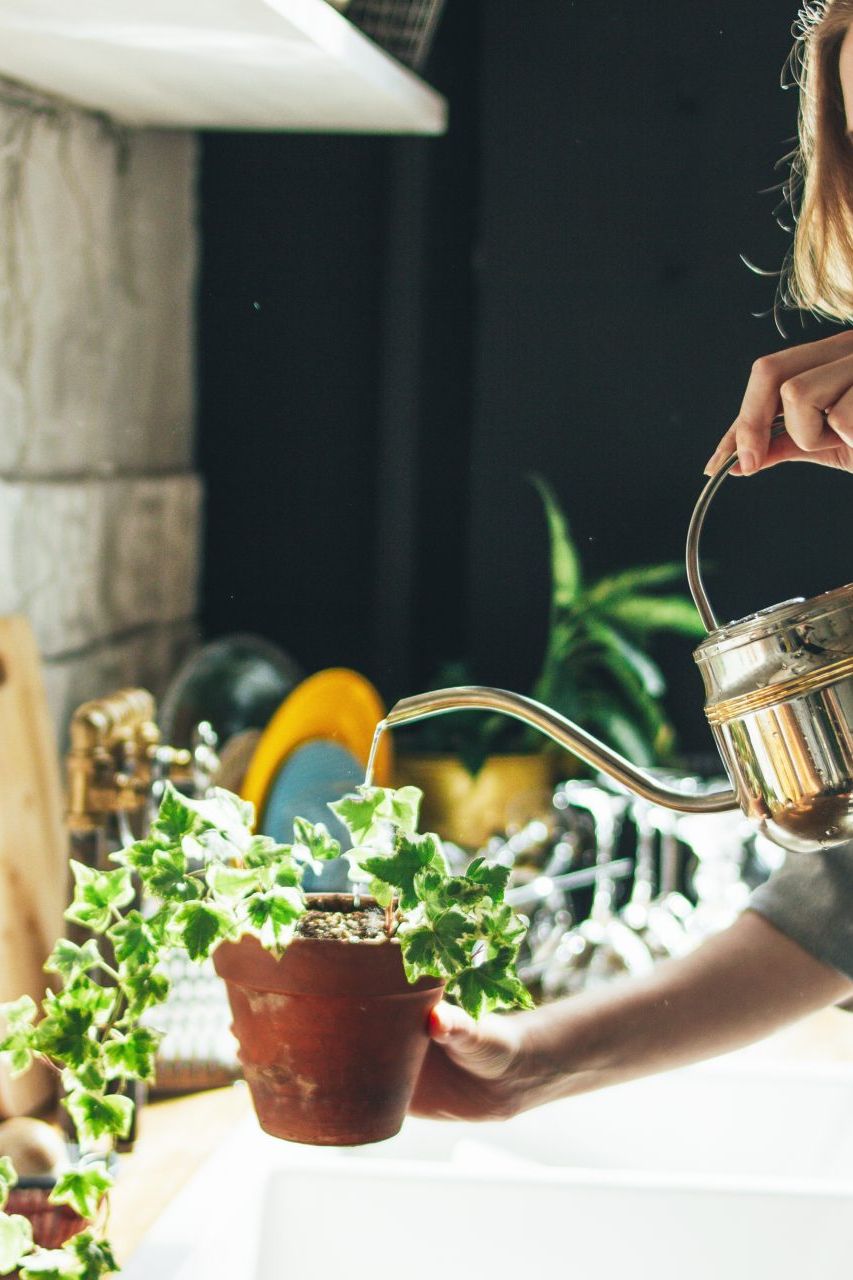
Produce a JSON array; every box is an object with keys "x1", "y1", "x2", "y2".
[{"x1": 411, "y1": 2, "x2": 853, "y2": 1123}]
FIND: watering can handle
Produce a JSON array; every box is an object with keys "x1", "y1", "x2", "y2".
[{"x1": 686, "y1": 416, "x2": 787, "y2": 632}]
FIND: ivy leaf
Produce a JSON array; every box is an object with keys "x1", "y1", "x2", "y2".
[
  {"x1": 103, "y1": 1027, "x2": 162, "y2": 1083},
  {"x1": 481, "y1": 903, "x2": 528, "y2": 949},
  {"x1": 0, "y1": 996, "x2": 37, "y2": 1075},
  {"x1": 67, "y1": 1232, "x2": 119, "y2": 1279},
  {"x1": 111, "y1": 836, "x2": 167, "y2": 873},
  {"x1": 32, "y1": 1002, "x2": 96, "y2": 1066},
  {"x1": 243, "y1": 836, "x2": 293, "y2": 869},
  {"x1": 45, "y1": 940, "x2": 104, "y2": 983},
  {"x1": 145, "y1": 846, "x2": 199, "y2": 904},
  {"x1": 465, "y1": 858, "x2": 510, "y2": 904},
  {"x1": 107, "y1": 912, "x2": 159, "y2": 970},
  {"x1": 360, "y1": 832, "x2": 446, "y2": 911},
  {"x1": 0, "y1": 1159, "x2": 17, "y2": 1211},
  {"x1": 292, "y1": 818, "x2": 340, "y2": 863},
  {"x1": 60, "y1": 1060, "x2": 107, "y2": 1095},
  {"x1": 121, "y1": 966, "x2": 170, "y2": 1020},
  {"x1": 64, "y1": 863, "x2": 134, "y2": 935},
  {"x1": 399, "y1": 909, "x2": 475, "y2": 981},
  {"x1": 59, "y1": 978, "x2": 115, "y2": 1024},
  {"x1": 151, "y1": 783, "x2": 211, "y2": 843},
  {"x1": 451, "y1": 951, "x2": 534, "y2": 1018},
  {"x1": 206, "y1": 865, "x2": 261, "y2": 900},
  {"x1": 329, "y1": 789, "x2": 386, "y2": 845},
  {"x1": 173, "y1": 902, "x2": 234, "y2": 961},
  {"x1": 386, "y1": 786, "x2": 423, "y2": 835},
  {"x1": 18, "y1": 1248, "x2": 83, "y2": 1280},
  {"x1": 49, "y1": 1164, "x2": 113, "y2": 1220},
  {"x1": 246, "y1": 887, "x2": 304, "y2": 953},
  {"x1": 65, "y1": 1090, "x2": 134, "y2": 1144},
  {"x1": 0, "y1": 1211, "x2": 33, "y2": 1275}
]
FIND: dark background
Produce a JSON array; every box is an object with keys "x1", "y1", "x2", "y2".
[{"x1": 197, "y1": 0, "x2": 850, "y2": 758}]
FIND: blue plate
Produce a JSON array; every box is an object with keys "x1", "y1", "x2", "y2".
[{"x1": 260, "y1": 740, "x2": 363, "y2": 891}]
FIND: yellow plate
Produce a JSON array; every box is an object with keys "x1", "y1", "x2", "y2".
[{"x1": 240, "y1": 668, "x2": 392, "y2": 820}]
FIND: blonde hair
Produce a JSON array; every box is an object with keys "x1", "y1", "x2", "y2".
[{"x1": 785, "y1": 2, "x2": 853, "y2": 318}]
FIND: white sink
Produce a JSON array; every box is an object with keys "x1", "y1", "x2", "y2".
[{"x1": 124, "y1": 1057, "x2": 853, "y2": 1280}]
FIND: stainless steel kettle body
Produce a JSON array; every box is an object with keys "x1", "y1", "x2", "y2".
[
  {"x1": 686, "y1": 420, "x2": 853, "y2": 852},
  {"x1": 384, "y1": 421, "x2": 853, "y2": 851}
]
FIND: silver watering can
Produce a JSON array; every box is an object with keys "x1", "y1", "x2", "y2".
[{"x1": 383, "y1": 422, "x2": 853, "y2": 852}]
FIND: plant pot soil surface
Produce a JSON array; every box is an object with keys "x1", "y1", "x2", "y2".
[{"x1": 213, "y1": 894, "x2": 444, "y2": 1147}]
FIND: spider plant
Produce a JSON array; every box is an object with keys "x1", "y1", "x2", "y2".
[{"x1": 404, "y1": 477, "x2": 707, "y2": 774}]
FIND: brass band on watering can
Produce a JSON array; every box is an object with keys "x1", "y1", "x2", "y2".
[
  {"x1": 703, "y1": 655, "x2": 853, "y2": 726},
  {"x1": 686, "y1": 418, "x2": 853, "y2": 851}
]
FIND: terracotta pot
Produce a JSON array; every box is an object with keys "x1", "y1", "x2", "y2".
[
  {"x1": 212, "y1": 895, "x2": 443, "y2": 1147},
  {"x1": 395, "y1": 751, "x2": 562, "y2": 847}
]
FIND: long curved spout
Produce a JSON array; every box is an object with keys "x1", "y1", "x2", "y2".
[{"x1": 386, "y1": 686, "x2": 739, "y2": 815}]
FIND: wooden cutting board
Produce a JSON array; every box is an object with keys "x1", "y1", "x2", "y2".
[{"x1": 0, "y1": 616, "x2": 69, "y2": 1115}]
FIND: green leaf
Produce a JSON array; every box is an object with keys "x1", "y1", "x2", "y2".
[
  {"x1": 121, "y1": 967, "x2": 170, "y2": 1020},
  {"x1": 529, "y1": 474, "x2": 581, "y2": 609},
  {"x1": 465, "y1": 858, "x2": 510, "y2": 904},
  {"x1": 174, "y1": 902, "x2": 233, "y2": 962},
  {"x1": 206, "y1": 864, "x2": 261, "y2": 899},
  {"x1": 103, "y1": 1027, "x2": 162, "y2": 1083},
  {"x1": 64, "y1": 863, "x2": 134, "y2": 935},
  {"x1": 580, "y1": 694, "x2": 656, "y2": 766},
  {"x1": 107, "y1": 912, "x2": 159, "y2": 970},
  {"x1": 111, "y1": 836, "x2": 167, "y2": 873},
  {"x1": 359, "y1": 832, "x2": 446, "y2": 910},
  {"x1": 588, "y1": 621, "x2": 666, "y2": 696},
  {"x1": 246, "y1": 887, "x2": 304, "y2": 952},
  {"x1": 451, "y1": 953, "x2": 534, "y2": 1018},
  {"x1": 0, "y1": 996, "x2": 37, "y2": 1076},
  {"x1": 151, "y1": 783, "x2": 211, "y2": 843},
  {"x1": 585, "y1": 561, "x2": 687, "y2": 605},
  {"x1": 144, "y1": 846, "x2": 200, "y2": 904},
  {"x1": 0, "y1": 1159, "x2": 17, "y2": 1212},
  {"x1": 330, "y1": 786, "x2": 422, "y2": 846},
  {"x1": 32, "y1": 1002, "x2": 97, "y2": 1066},
  {"x1": 329, "y1": 790, "x2": 386, "y2": 845},
  {"x1": 0, "y1": 1211, "x2": 33, "y2": 1275},
  {"x1": 49, "y1": 1164, "x2": 113, "y2": 1220},
  {"x1": 601, "y1": 593, "x2": 706, "y2": 636},
  {"x1": 67, "y1": 1232, "x2": 118, "y2": 1279},
  {"x1": 45, "y1": 940, "x2": 104, "y2": 983},
  {"x1": 0, "y1": 996, "x2": 36, "y2": 1032},
  {"x1": 65, "y1": 1090, "x2": 133, "y2": 1144},
  {"x1": 292, "y1": 819, "x2": 340, "y2": 863},
  {"x1": 399, "y1": 908, "x2": 475, "y2": 981},
  {"x1": 19, "y1": 1249, "x2": 83, "y2": 1280}
]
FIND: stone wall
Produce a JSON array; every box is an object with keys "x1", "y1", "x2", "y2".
[{"x1": 0, "y1": 79, "x2": 200, "y2": 740}]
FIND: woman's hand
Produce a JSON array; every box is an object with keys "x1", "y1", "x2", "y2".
[
  {"x1": 705, "y1": 330, "x2": 853, "y2": 477},
  {"x1": 409, "y1": 914, "x2": 853, "y2": 1125},
  {"x1": 409, "y1": 1003, "x2": 542, "y2": 1122}
]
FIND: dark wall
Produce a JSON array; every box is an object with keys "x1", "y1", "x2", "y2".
[{"x1": 198, "y1": 2, "x2": 851, "y2": 756}]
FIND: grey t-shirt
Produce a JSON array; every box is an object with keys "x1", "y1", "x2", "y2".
[{"x1": 749, "y1": 840, "x2": 853, "y2": 983}]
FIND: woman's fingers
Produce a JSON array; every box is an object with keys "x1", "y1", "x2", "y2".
[
  {"x1": 777, "y1": 352, "x2": 853, "y2": 451},
  {"x1": 427, "y1": 1002, "x2": 518, "y2": 1079},
  {"x1": 704, "y1": 332, "x2": 853, "y2": 475}
]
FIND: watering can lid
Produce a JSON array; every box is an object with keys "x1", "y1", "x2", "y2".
[{"x1": 693, "y1": 582, "x2": 853, "y2": 660}]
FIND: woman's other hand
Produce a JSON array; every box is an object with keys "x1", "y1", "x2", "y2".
[
  {"x1": 409, "y1": 1003, "x2": 538, "y2": 1122},
  {"x1": 705, "y1": 330, "x2": 853, "y2": 477}
]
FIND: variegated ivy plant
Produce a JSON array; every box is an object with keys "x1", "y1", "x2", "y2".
[{"x1": 0, "y1": 781, "x2": 531, "y2": 1278}]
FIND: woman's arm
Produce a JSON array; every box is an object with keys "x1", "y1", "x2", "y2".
[{"x1": 410, "y1": 909, "x2": 853, "y2": 1122}]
